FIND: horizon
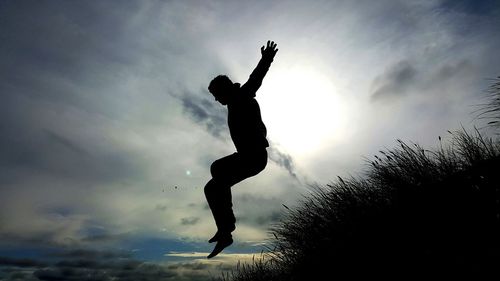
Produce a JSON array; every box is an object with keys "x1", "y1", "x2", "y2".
[{"x1": 1, "y1": 0, "x2": 500, "y2": 280}]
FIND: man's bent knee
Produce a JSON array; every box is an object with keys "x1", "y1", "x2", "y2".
[
  {"x1": 204, "y1": 179, "x2": 216, "y2": 196},
  {"x1": 210, "y1": 160, "x2": 220, "y2": 178},
  {"x1": 247, "y1": 153, "x2": 268, "y2": 177},
  {"x1": 250, "y1": 160, "x2": 267, "y2": 177}
]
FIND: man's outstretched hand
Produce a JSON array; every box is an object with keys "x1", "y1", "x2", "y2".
[{"x1": 261, "y1": 40, "x2": 278, "y2": 61}]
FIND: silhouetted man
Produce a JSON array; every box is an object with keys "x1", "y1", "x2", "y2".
[{"x1": 204, "y1": 41, "x2": 278, "y2": 258}]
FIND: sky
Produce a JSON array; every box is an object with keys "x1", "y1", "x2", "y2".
[{"x1": 1, "y1": 0, "x2": 499, "y2": 280}]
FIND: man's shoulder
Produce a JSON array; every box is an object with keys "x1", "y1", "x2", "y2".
[{"x1": 238, "y1": 83, "x2": 257, "y2": 99}]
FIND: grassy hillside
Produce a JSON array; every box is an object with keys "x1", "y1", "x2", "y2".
[{"x1": 222, "y1": 77, "x2": 500, "y2": 280}]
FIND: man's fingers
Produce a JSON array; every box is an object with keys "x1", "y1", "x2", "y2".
[
  {"x1": 262, "y1": 41, "x2": 277, "y2": 56},
  {"x1": 269, "y1": 41, "x2": 277, "y2": 50}
]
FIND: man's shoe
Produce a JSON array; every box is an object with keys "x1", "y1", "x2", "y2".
[{"x1": 207, "y1": 235, "x2": 233, "y2": 259}]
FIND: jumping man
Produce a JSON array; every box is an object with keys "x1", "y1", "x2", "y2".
[{"x1": 204, "y1": 40, "x2": 278, "y2": 258}]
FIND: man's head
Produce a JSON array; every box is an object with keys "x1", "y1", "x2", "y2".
[{"x1": 208, "y1": 75, "x2": 234, "y2": 105}]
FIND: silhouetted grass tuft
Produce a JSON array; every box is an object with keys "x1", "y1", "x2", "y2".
[
  {"x1": 476, "y1": 76, "x2": 500, "y2": 131},
  {"x1": 221, "y1": 130, "x2": 500, "y2": 280},
  {"x1": 220, "y1": 78, "x2": 500, "y2": 280},
  {"x1": 219, "y1": 255, "x2": 283, "y2": 281}
]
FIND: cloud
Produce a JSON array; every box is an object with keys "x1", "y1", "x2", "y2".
[
  {"x1": 32, "y1": 262, "x2": 177, "y2": 281},
  {"x1": 49, "y1": 249, "x2": 132, "y2": 260},
  {"x1": 366, "y1": 1, "x2": 500, "y2": 103},
  {"x1": 370, "y1": 58, "x2": 479, "y2": 102},
  {"x1": 427, "y1": 60, "x2": 475, "y2": 89},
  {"x1": 267, "y1": 144, "x2": 298, "y2": 179},
  {"x1": 371, "y1": 60, "x2": 419, "y2": 100},
  {"x1": 80, "y1": 233, "x2": 133, "y2": 244},
  {"x1": 181, "y1": 217, "x2": 200, "y2": 226},
  {"x1": 439, "y1": 0, "x2": 499, "y2": 16},
  {"x1": 44, "y1": 129, "x2": 89, "y2": 157},
  {"x1": 0, "y1": 248, "x2": 224, "y2": 281},
  {"x1": 232, "y1": 194, "x2": 286, "y2": 230},
  {"x1": 180, "y1": 91, "x2": 228, "y2": 139},
  {"x1": 0, "y1": 257, "x2": 47, "y2": 268}
]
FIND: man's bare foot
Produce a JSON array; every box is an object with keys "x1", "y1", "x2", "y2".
[
  {"x1": 207, "y1": 235, "x2": 233, "y2": 259},
  {"x1": 209, "y1": 226, "x2": 235, "y2": 243},
  {"x1": 208, "y1": 231, "x2": 221, "y2": 243}
]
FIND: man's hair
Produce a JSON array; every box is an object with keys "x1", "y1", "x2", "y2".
[{"x1": 208, "y1": 75, "x2": 232, "y2": 94}]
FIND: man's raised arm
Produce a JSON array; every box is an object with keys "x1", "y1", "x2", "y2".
[{"x1": 242, "y1": 40, "x2": 278, "y2": 96}]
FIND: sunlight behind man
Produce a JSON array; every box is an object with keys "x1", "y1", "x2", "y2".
[{"x1": 260, "y1": 65, "x2": 348, "y2": 159}]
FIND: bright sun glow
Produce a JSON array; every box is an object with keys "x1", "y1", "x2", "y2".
[{"x1": 259, "y1": 65, "x2": 349, "y2": 159}]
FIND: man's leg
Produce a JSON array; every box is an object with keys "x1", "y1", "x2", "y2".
[
  {"x1": 204, "y1": 153, "x2": 243, "y2": 258},
  {"x1": 204, "y1": 154, "x2": 241, "y2": 241},
  {"x1": 204, "y1": 150, "x2": 268, "y2": 258},
  {"x1": 204, "y1": 179, "x2": 234, "y2": 259},
  {"x1": 204, "y1": 178, "x2": 235, "y2": 237}
]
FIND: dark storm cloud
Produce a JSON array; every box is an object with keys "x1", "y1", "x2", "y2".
[
  {"x1": 0, "y1": 232, "x2": 59, "y2": 247},
  {"x1": 49, "y1": 249, "x2": 132, "y2": 260},
  {"x1": 0, "y1": 257, "x2": 48, "y2": 268},
  {"x1": 33, "y1": 261, "x2": 177, "y2": 281},
  {"x1": 29, "y1": 261, "x2": 202, "y2": 281},
  {"x1": 0, "y1": 248, "x2": 212, "y2": 281}
]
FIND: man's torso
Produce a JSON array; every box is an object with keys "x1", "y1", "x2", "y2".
[{"x1": 227, "y1": 87, "x2": 269, "y2": 152}]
